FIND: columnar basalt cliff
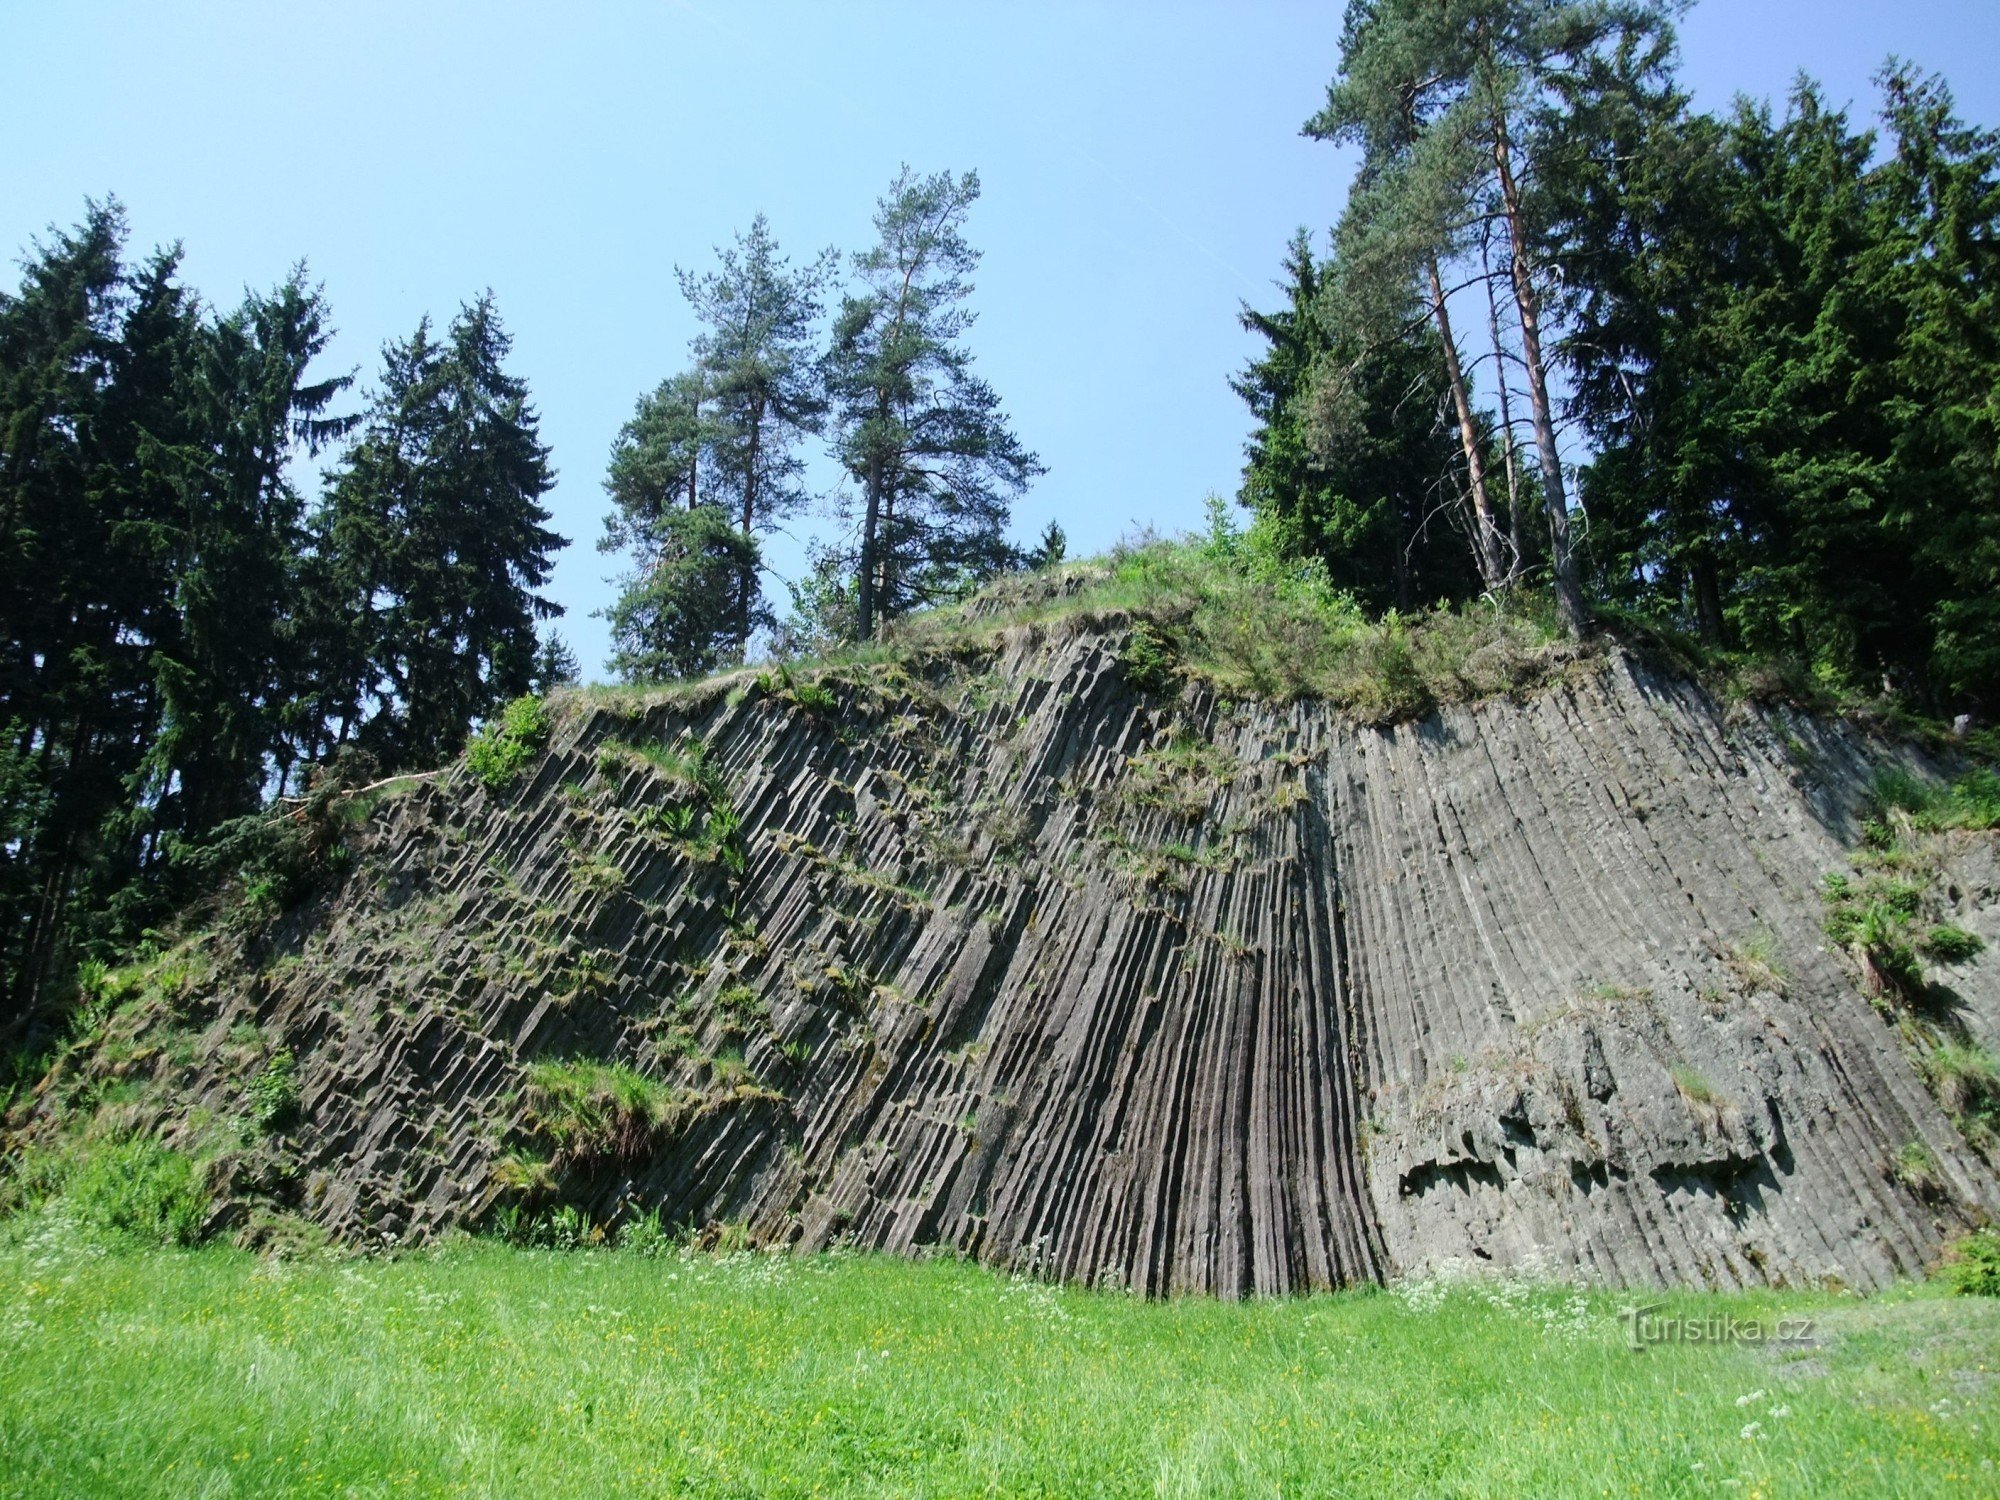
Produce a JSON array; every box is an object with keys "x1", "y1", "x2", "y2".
[{"x1": 35, "y1": 618, "x2": 2000, "y2": 1294}]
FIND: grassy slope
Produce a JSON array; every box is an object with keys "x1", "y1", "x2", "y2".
[
  {"x1": 569, "y1": 535, "x2": 1598, "y2": 729},
  {"x1": 2, "y1": 1232, "x2": 1995, "y2": 1498}
]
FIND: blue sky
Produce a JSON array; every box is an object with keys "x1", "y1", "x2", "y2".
[{"x1": 4, "y1": 1, "x2": 1996, "y2": 680}]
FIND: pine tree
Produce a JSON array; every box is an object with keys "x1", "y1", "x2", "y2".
[
  {"x1": 1310, "y1": 0, "x2": 1682, "y2": 635},
  {"x1": 826, "y1": 168, "x2": 1044, "y2": 638},
  {"x1": 598, "y1": 368, "x2": 748, "y2": 682},
  {"x1": 678, "y1": 217, "x2": 833, "y2": 651},
  {"x1": 1307, "y1": 7, "x2": 1509, "y2": 593},
  {"x1": 530, "y1": 632, "x2": 581, "y2": 693},
  {"x1": 602, "y1": 505, "x2": 757, "y2": 681}
]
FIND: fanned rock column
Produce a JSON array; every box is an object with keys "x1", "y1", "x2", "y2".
[
  {"x1": 1334, "y1": 657, "x2": 1995, "y2": 1289},
  {"x1": 57, "y1": 627, "x2": 1999, "y2": 1294}
]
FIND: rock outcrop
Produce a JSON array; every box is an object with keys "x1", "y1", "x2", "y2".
[{"x1": 45, "y1": 621, "x2": 2000, "y2": 1293}]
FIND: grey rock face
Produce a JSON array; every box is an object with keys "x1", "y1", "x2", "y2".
[{"x1": 99, "y1": 627, "x2": 1999, "y2": 1292}]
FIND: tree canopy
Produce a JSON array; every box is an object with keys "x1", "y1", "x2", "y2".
[
  {"x1": 0, "y1": 204, "x2": 565, "y2": 1024},
  {"x1": 1245, "y1": 2, "x2": 2000, "y2": 712}
]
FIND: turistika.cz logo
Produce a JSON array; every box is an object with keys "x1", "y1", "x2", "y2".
[{"x1": 1620, "y1": 1305, "x2": 1815, "y2": 1351}]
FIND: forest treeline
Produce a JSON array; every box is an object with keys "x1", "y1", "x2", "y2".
[
  {"x1": 4, "y1": 0, "x2": 1998, "y2": 1039},
  {"x1": 0, "y1": 204, "x2": 572, "y2": 1021},
  {"x1": 1237, "y1": 0, "x2": 1999, "y2": 712},
  {"x1": 0, "y1": 167, "x2": 1046, "y2": 1030}
]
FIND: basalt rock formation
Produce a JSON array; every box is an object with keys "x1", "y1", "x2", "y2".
[{"x1": 33, "y1": 615, "x2": 2000, "y2": 1294}]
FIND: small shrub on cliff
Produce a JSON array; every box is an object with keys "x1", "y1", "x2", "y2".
[
  {"x1": 1118, "y1": 622, "x2": 1181, "y2": 695},
  {"x1": 248, "y1": 1048, "x2": 300, "y2": 1131},
  {"x1": 467, "y1": 695, "x2": 554, "y2": 790},
  {"x1": 1925, "y1": 1043, "x2": 2000, "y2": 1127},
  {"x1": 175, "y1": 752, "x2": 383, "y2": 928},
  {"x1": 1942, "y1": 1228, "x2": 2000, "y2": 1296},
  {"x1": 1923, "y1": 925, "x2": 1985, "y2": 965},
  {"x1": 525, "y1": 1059, "x2": 689, "y2": 1168},
  {"x1": 492, "y1": 1150, "x2": 556, "y2": 1198},
  {"x1": 1822, "y1": 872, "x2": 1929, "y2": 997}
]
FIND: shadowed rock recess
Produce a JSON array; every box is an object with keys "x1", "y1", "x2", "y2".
[{"x1": 68, "y1": 622, "x2": 2000, "y2": 1294}]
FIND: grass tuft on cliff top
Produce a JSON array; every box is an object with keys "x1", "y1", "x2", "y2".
[
  {"x1": 573, "y1": 507, "x2": 1594, "y2": 723},
  {"x1": 1, "y1": 1234, "x2": 1996, "y2": 1498}
]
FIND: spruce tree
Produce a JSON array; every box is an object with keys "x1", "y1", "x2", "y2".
[
  {"x1": 144, "y1": 270, "x2": 352, "y2": 838},
  {"x1": 325, "y1": 295, "x2": 565, "y2": 768},
  {"x1": 1235, "y1": 229, "x2": 1483, "y2": 612},
  {"x1": 0, "y1": 202, "x2": 144, "y2": 1005}
]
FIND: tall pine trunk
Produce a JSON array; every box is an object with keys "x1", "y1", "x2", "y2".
[
  {"x1": 1426, "y1": 255, "x2": 1506, "y2": 591},
  {"x1": 1490, "y1": 117, "x2": 1586, "y2": 637},
  {"x1": 1482, "y1": 238, "x2": 1525, "y2": 584},
  {"x1": 856, "y1": 449, "x2": 882, "y2": 640},
  {"x1": 737, "y1": 393, "x2": 763, "y2": 656}
]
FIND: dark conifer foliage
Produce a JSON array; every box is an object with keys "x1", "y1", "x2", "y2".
[
  {"x1": 1234, "y1": 230, "x2": 1484, "y2": 613},
  {"x1": 826, "y1": 168, "x2": 1045, "y2": 639},
  {"x1": 1556, "y1": 64, "x2": 2000, "y2": 707},
  {"x1": 1251, "y1": 4, "x2": 2000, "y2": 712},
  {"x1": 322, "y1": 296, "x2": 565, "y2": 769},
  {"x1": 0, "y1": 206, "x2": 565, "y2": 1023}
]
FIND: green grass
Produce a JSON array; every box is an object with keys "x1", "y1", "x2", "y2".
[
  {"x1": 1871, "y1": 766, "x2": 2000, "y2": 834},
  {"x1": 880, "y1": 526, "x2": 1582, "y2": 716},
  {"x1": 561, "y1": 519, "x2": 1587, "y2": 724},
  {"x1": 523, "y1": 1058, "x2": 693, "y2": 1168},
  {"x1": 466, "y1": 695, "x2": 554, "y2": 790},
  {"x1": 1, "y1": 1235, "x2": 1997, "y2": 1497}
]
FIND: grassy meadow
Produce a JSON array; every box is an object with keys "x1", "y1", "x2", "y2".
[{"x1": 1, "y1": 1218, "x2": 1996, "y2": 1498}]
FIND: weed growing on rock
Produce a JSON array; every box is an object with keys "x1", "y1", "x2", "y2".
[
  {"x1": 248, "y1": 1048, "x2": 300, "y2": 1131},
  {"x1": 466, "y1": 695, "x2": 554, "y2": 791},
  {"x1": 491, "y1": 1150, "x2": 556, "y2": 1197},
  {"x1": 1923, "y1": 1043, "x2": 2000, "y2": 1131},
  {"x1": 1671, "y1": 1063, "x2": 1721, "y2": 1107},
  {"x1": 1892, "y1": 1140, "x2": 1945, "y2": 1199},
  {"x1": 1724, "y1": 930, "x2": 1788, "y2": 996},
  {"x1": 524, "y1": 1059, "x2": 691, "y2": 1169},
  {"x1": 1923, "y1": 924, "x2": 1985, "y2": 965},
  {"x1": 1943, "y1": 1228, "x2": 2000, "y2": 1296}
]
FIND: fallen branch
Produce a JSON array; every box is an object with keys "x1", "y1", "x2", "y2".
[{"x1": 277, "y1": 770, "x2": 440, "y2": 809}]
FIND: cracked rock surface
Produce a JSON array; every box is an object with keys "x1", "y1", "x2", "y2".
[{"x1": 51, "y1": 626, "x2": 1999, "y2": 1293}]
